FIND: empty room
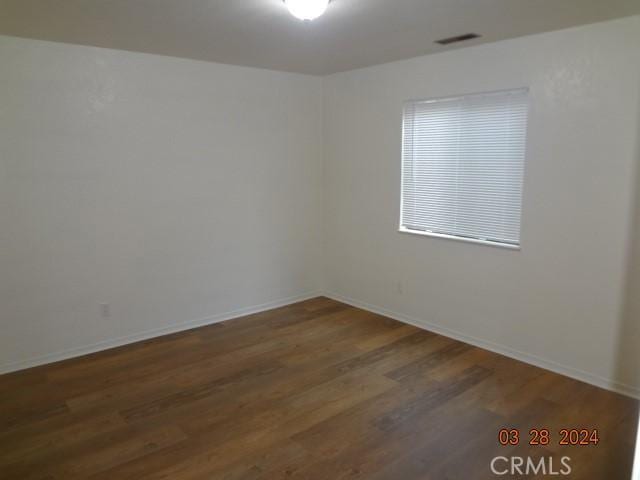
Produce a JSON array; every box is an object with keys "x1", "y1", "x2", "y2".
[{"x1": 1, "y1": 1, "x2": 640, "y2": 478}]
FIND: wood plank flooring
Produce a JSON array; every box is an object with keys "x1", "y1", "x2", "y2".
[{"x1": 0, "y1": 297, "x2": 637, "y2": 479}]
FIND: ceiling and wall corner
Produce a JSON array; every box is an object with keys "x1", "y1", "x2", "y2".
[{"x1": 0, "y1": 0, "x2": 638, "y2": 75}]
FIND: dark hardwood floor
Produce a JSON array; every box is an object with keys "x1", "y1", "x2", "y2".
[{"x1": 0, "y1": 297, "x2": 637, "y2": 479}]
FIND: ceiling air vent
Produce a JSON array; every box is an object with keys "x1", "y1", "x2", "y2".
[{"x1": 435, "y1": 33, "x2": 481, "y2": 45}]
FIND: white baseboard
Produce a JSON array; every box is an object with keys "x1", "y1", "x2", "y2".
[
  {"x1": 0, "y1": 291, "x2": 321, "y2": 375},
  {"x1": 324, "y1": 292, "x2": 640, "y2": 400},
  {"x1": 3, "y1": 289, "x2": 638, "y2": 400}
]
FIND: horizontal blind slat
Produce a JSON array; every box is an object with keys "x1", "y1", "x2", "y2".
[{"x1": 401, "y1": 88, "x2": 529, "y2": 246}]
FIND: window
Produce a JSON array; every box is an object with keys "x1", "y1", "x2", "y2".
[{"x1": 400, "y1": 88, "x2": 529, "y2": 249}]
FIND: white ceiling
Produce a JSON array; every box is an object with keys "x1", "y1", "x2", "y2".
[{"x1": 0, "y1": 0, "x2": 638, "y2": 75}]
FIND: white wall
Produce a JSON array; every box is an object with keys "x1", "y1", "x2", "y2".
[
  {"x1": 618, "y1": 91, "x2": 640, "y2": 393},
  {"x1": 1, "y1": 17, "x2": 639, "y2": 397},
  {"x1": 323, "y1": 16, "x2": 640, "y2": 396},
  {"x1": 0, "y1": 36, "x2": 324, "y2": 372}
]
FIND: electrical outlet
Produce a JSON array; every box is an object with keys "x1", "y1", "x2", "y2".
[
  {"x1": 396, "y1": 280, "x2": 404, "y2": 295},
  {"x1": 100, "y1": 303, "x2": 111, "y2": 318}
]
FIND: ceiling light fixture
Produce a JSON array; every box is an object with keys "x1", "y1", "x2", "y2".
[{"x1": 284, "y1": 0, "x2": 329, "y2": 21}]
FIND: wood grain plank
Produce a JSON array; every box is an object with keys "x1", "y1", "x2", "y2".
[{"x1": 0, "y1": 297, "x2": 635, "y2": 480}]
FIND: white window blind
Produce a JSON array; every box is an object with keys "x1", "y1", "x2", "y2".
[{"x1": 400, "y1": 88, "x2": 529, "y2": 248}]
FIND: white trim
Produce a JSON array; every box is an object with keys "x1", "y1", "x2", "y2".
[
  {"x1": 3, "y1": 289, "x2": 638, "y2": 401},
  {"x1": 0, "y1": 291, "x2": 321, "y2": 375},
  {"x1": 324, "y1": 292, "x2": 640, "y2": 400},
  {"x1": 398, "y1": 227, "x2": 521, "y2": 250},
  {"x1": 405, "y1": 87, "x2": 530, "y2": 106},
  {"x1": 633, "y1": 417, "x2": 640, "y2": 480}
]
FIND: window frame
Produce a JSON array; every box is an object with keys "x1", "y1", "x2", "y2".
[{"x1": 398, "y1": 88, "x2": 529, "y2": 251}]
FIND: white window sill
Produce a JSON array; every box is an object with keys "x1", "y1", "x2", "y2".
[{"x1": 398, "y1": 227, "x2": 521, "y2": 251}]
